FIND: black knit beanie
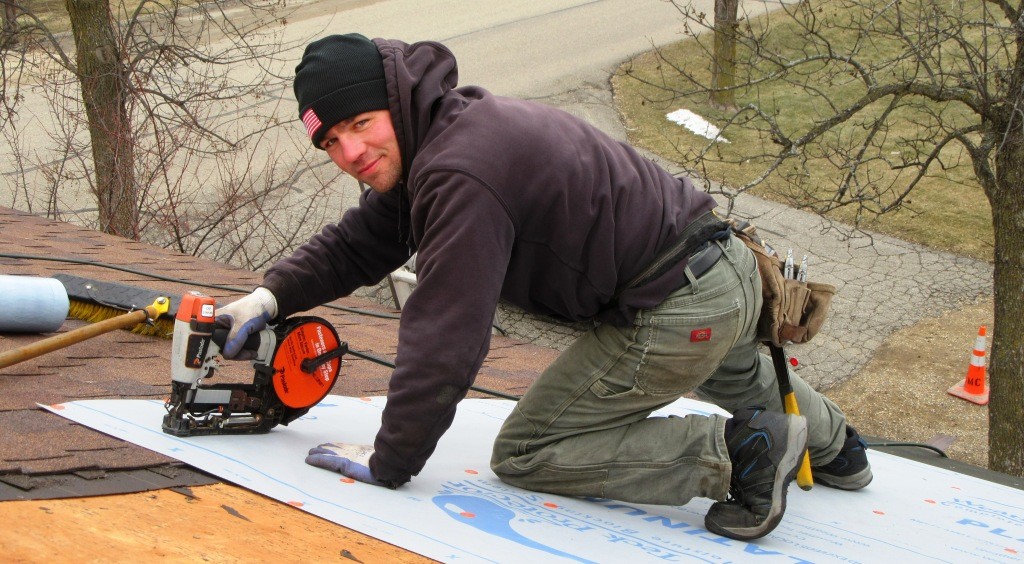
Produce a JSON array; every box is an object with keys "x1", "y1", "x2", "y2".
[{"x1": 294, "y1": 34, "x2": 389, "y2": 149}]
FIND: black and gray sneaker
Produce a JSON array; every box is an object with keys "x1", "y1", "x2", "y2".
[
  {"x1": 813, "y1": 425, "x2": 872, "y2": 490},
  {"x1": 704, "y1": 407, "x2": 808, "y2": 541}
]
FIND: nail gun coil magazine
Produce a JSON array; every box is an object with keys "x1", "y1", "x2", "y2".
[
  {"x1": 163, "y1": 292, "x2": 346, "y2": 437},
  {"x1": 272, "y1": 318, "x2": 343, "y2": 409}
]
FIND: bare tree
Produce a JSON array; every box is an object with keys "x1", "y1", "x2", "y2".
[
  {"x1": 1, "y1": 1, "x2": 334, "y2": 268},
  {"x1": 65, "y1": 0, "x2": 136, "y2": 237},
  {"x1": 623, "y1": 0, "x2": 1024, "y2": 475}
]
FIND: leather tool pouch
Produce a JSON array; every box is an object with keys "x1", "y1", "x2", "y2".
[{"x1": 725, "y1": 218, "x2": 835, "y2": 346}]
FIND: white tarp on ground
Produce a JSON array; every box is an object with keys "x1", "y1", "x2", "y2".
[
  {"x1": 665, "y1": 109, "x2": 730, "y2": 144},
  {"x1": 45, "y1": 397, "x2": 1023, "y2": 563}
]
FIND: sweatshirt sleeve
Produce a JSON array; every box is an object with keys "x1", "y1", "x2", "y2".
[
  {"x1": 369, "y1": 172, "x2": 514, "y2": 485},
  {"x1": 262, "y1": 187, "x2": 412, "y2": 318}
]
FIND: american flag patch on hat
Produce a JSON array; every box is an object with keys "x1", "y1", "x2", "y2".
[{"x1": 302, "y1": 108, "x2": 323, "y2": 139}]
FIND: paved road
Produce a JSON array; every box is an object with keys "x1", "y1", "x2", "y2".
[{"x1": 3, "y1": 0, "x2": 994, "y2": 388}]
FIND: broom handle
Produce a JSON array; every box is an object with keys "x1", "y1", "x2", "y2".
[{"x1": 0, "y1": 297, "x2": 170, "y2": 370}]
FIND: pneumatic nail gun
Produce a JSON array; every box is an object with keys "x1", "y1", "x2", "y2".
[{"x1": 163, "y1": 291, "x2": 347, "y2": 437}]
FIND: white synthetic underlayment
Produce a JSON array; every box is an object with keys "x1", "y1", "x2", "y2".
[{"x1": 45, "y1": 397, "x2": 1023, "y2": 563}]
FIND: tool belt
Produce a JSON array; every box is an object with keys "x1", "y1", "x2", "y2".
[{"x1": 724, "y1": 216, "x2": 835, "y2": 346}]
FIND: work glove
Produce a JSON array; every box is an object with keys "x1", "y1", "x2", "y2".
[
  {"x1": 305, "y1": 443, "x2": 381, "y2": 486},
  {"x1": 215, "y1": 287, "x2": 278, "y2": 359}
]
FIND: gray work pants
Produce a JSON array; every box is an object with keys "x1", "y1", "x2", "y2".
[{"x1": 490, "y1": 234, "x2": 847, "y2": 506}]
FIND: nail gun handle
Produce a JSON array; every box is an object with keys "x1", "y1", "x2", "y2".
[{"x1": 211, "y1": 328, "x2": 263, "y2": 354}]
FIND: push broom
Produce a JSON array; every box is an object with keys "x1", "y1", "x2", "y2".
[{"x1": 0, "y1": 274, "x2": 177, "y2": 370}]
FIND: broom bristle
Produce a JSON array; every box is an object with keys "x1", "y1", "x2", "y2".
[
  {"x1": 66, "y1": 300, "x2": 175, "y2": 339},
  {"x1": 130, "y1": 318, "x2": 175, "y2": 339}
]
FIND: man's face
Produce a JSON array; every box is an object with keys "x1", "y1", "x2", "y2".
[{"x1": 320, "y1": 110, "x2": 402, "y2": 193}]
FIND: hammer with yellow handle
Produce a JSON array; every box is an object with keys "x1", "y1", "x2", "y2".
[{"x1": 769, "y1": 343, "x2": 813, "y2": 490}]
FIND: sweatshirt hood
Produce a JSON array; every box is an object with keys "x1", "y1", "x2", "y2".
[{"x1": 373, "y1": 38, "x2": 459, "y2": 182}]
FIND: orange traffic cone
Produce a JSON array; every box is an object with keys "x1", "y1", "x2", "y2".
[{"x1": 948, "y1": 325, "x2": 990, "y2": 405}]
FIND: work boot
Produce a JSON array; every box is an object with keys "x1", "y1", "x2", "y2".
[
  {"x1": 704, "y1": 407, "x2": 808, "y2": 541},
  {"x1": 813, "y1": 425, "x2": 872, "y2": 490}
]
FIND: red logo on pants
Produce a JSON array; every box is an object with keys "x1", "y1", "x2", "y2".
[{"x1": 691, "y1": 328, "x2": 712, "y2": 342}]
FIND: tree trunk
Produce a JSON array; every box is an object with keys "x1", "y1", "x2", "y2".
[
  {"x1": 711, "y1": 0, "x2": 740, "y2": 110},
  {"x1": 64, "y1": 0, "x2": 138, "y2": 239},
  {"x1": 987, "y1": 126, "x2": 1024, "y2": 477},
  {"x1": 2, "y1": 2, "x2": 18, "y2": 41}
]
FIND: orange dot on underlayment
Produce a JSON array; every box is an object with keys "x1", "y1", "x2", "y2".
[
  {"x1": 50, "y1": 404, "x2": 65, "y2": 410},
  {"x1": 360, "y1": 397, "x2": 371, "y2": 402},
  {"x1": 873, "y1": 510, "x2": 885, "y2": 515},
  {"x1": 544, "y1": 502, "x2": 558, "y2": 508},
  {"x1": 288, "y1": 501, "x2": 304, "y2": 508},
  {"x1": 341, "y1": 478, "x2": 355, "y2": 484},
  {"x1": 460, "y1": 512, "x2": 476, "y2": 518},
  {"x1": 1006, "y1": 548, "x2": 1018, "y2": 555},
  {"x1": 465, "y1": 469, "x2": 478, "y2": 475},
  {"x1": 924, "y1": 499, "x2": 937, "y2": 504}
]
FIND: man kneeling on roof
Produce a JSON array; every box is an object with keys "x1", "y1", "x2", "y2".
[{"x1": 216, "y1": 33, "x2": 872, "y2": 541}]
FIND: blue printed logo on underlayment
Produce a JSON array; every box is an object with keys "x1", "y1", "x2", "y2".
[
  {"x1": 431, "y1": 479, "x2": 771, "y2": 563},
  {"x1": 433, "y1": 494, "x2": 595, "y2": 563}
]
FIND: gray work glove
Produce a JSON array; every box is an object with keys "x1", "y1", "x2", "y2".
[
  {"x1": 214, "y1": 287, "x2": 278, "y2": 359},
  {"x1": 305, "y1": 443, "x2": 382, "y2": 486}
]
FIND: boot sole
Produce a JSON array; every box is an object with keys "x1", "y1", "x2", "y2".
[
  {"x1": 706, "y1": 414, "x2": 809, "y2": 541},
  {"x1": 814, "y1": 466, "x2": 873, "y2": 490}
]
